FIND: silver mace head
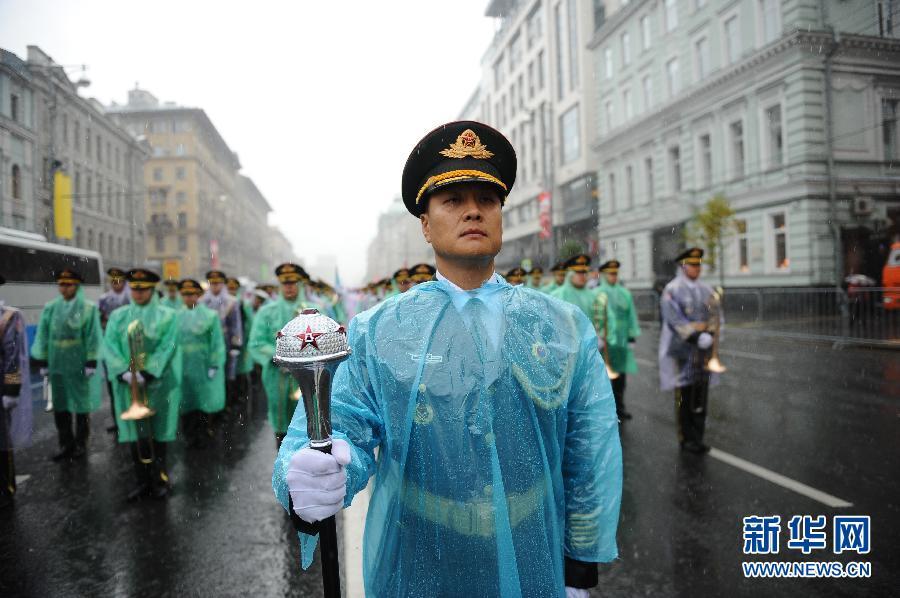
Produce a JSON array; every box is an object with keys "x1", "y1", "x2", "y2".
[{"x1": 272, "y1": 308, "x2": 351, "y2": 449}]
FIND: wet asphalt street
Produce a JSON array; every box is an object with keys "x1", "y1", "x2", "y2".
[{"x1": 1, "y1": 328, "x2": 898, "y2": 597}]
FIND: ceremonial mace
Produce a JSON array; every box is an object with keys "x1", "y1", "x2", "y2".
[{"x1": 273, "y1": 308, "x2": 350, "y2": 598}]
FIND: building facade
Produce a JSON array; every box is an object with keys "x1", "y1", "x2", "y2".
[
  {"x1": 588, "y1": 0, "x2": 900, "y2": 289},
  {"x1": 26, "y1": 46, "x2": 148, "y2": 270},
  {"x1": 0, "y1": 49, "x2": 36, "y2": 233},
  {"x1": 466, "y1": 0, "x2": 604, "y2": 271},
  {"x1": 365, "y1": 196, "x2": 433, "y2": 283}
]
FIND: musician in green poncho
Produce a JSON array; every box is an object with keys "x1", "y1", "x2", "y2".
[
  {"x1": 595, "y1": 260, "x2": 641, "y2": 420},
  {"x1": 227, "y1": 277, "x2": 255, "y2": 403},
  {"x1": 541, "y1": 261, "x2": 567, "y2": 294},
  {"x1": 177, "y1": 279, "x2": 225, "y2": 448},
  {"x1": 248, "y1": 263, "x2": 314, "y2": 447},
  {"x1": 103, "y1": 268, "x2": 182, "y2": 500},
  {"x1": 30, "y1": 268, "x2": 103, "y2": 461},
  {"x1": 160, "y1": 278, "x2": 183, "y2": 310}
]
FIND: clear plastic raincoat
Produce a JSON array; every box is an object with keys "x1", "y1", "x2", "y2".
[
  {"x1": 30, "y1": 288, "x2": 103, "y2": 413},
  {"x1": 178, "y1": 304, "x2": 226, "y2": 413},
  {"x1": 237, "y1": 300, "x2": 255, "y2": 376},
  {"x1": 103, "y1": 296, "x2": 182, "y2": 442},
  {"x1": 160, "y1": 295, "x2": 183, "y2": 311},
  {"x1": 274, "y1": 276, "x2": 622, "y2": 597},
  {"x1": 248, "y1": 292, "x2": 314, "y2": 434},
  {"x1": 1, "y1": 303, "x2": 31, "y2": 449},
  {"x1": 595, "y1": 280, "x2": 641, "y2": 374}
]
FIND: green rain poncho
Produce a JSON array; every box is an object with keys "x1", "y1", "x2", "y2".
[
  {"x1": 30, "y1": 288, "x2": 103, "y2": 413},
  {"x1": 160, "y1": 294, "x2": 183, "y2": 311},
  {"x1": 237, "y1": 300, "x2": 255, "y2": 376},
  {"x1": 178, "y1": 303, "x2": 226, "y2": 413},
  {"x1": 550, "y1": 272, "x2": 597, "y2": 323},
  {"x1": 596, "y1": 279, "x2": 641, "y2": 374},
  {"x1": 103, "y1": 295, "x2": 182, "y2": 442},
  {"x1": 248, "y1": 292, "x2": 314, "y2": 434}
]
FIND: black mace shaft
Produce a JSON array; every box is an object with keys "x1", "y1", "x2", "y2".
[{"x1": 315, "y1": 442, "x2": 342, "y2": 598}]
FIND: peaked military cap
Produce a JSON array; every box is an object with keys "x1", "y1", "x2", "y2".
[
  {"x1": 676, "y1": 247, "x2": 704, "y2": 265},
  {"x1": 163, "y1": 277, "x2": 179, "y2": 288},
  {"x1": 56, "y1": 268, "x2": 83, "y2": 284},
  {"x1": 179, "y1": 279, "x2": 203, "y2": 295},
  {"x1": 226, "y1": 277, "x2": 241, "y2": 291},
  {"x1": 205, "y1": 270, "x2": 227, "y2": 283},
  {"x1": 529, "y1": 266, "x2": 544, "y2": 275},
  {"x1": 276, "y1": 263, "x2": 308, "y2": 283},
  {"x1": 551, "y1": 261, "x2": 567, "y2": 274},
  {"x1": 107, "y1": 267, "x2": 127, "y2": 280},
  {"x1": 401, "y1": 121, "x2": 516, "y2": 217},
  {"x1": 599, "y1": 260, "x2": 620, "y2": 273},
  {"x1": 505, "y1": 267, "x2": 527, "y2": 283},
  {"x1": 393, "y1": 267, "x2": 411, "y2": 282},
  {"x1": 127, "y1": 268, "x2": 160, "y2": 289},
  {"x1": 409, "y1": 263, "x2": 436, "y2": 282},
  {"x1": 563, "y1": 254, "x2": 592, "y2": 273}
]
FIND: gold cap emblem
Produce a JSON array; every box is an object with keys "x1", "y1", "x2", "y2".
[{"x1": 439, "y1": 129, "x2": 494, "y2": 160}]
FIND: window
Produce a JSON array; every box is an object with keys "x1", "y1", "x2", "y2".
[
  {"x1": 98, "y1": 233, "x2": 104, "y2": 255},
  {"x1": 769, "y1": 212, "x2": 789, "y2": 270},
  {"x1": 154, "y1": 235, "x2": 165, "y2": 252},
  {"x1": 518, "y1": 74, "x2": 525, "y2": 109},
  {"x1": 765, "y1": 104, "x2": 783, "y2": 167},
  {"x1": 527, "y1": 4, "x2": 543, "y2": 49},
  {"x1": 640, "y1": 15, "x2": 651, "y2": 50},
  {"x1": 694, "y1": 37, "x2": 709, "y2": 80},
  {"x1": 175, "y1": 143, "x2": 186, "y2": 156},
  {"x1": 10, "y1": 94, "x2": 18, "y2": 122},
  {"x1": 115, "y1": 148, "x2": 120, "y2": 173},
  {"x1": 117, "y1": 237, "x2": 123, "y2": 256},
  {"x1": 724, "y1": 15, "x2": 740, "y2": 64},
  {"x1": 510, "y1": 32, "x2": 522, "y2": 72},
  {"x1": 11, "y1": 164, "x2": 21, "y2": 199},
  {"x1": 175, "y1": 166, "x2": 185, "y2": 180},
  {"x1": 567, "y1": 0, "x2": 579, "y2": 90},
  {"x1": 177, "y1": 212, "x2": 187, "y2": 228},
  {"x1": 623, "y1": 88, "x2": 633, "y2": 121},
  {"x1": 884, "y1": 99, "x2": 899, "y2": 160},
  {"x1": 97, "y1": 181, "x2": 103, "y2": 210},
  {"x1": 608, "y1": 173, "x2": 617, "y2": 212},
  {"x1": 604, "y1": 47, "x2": 613, "y2": 79},
  {"x1": 593, "y1": 0, "x2": 606, "y2": 30},
  {"x1": 696, "y1": 0, "x2": 707, "y2": 8},
  {"x1": 555, "y1": 4, "x2": 565, "y2": 99},
  {"x1": 621, "y1": 31, "x2": 631, "y2": 67},
  {"x1": 735, "y1": 219, "x2": 749, "y2": 273},
  {"x1": 625, "y1": 164, "x2": 634, "y2": 209},
  {"x1": 87, "y1": 229, "x2": 94, "y2": 250},
  {"x1": 628, "y1": 239, "x2": 637, "y2": 279},
  {"x1": 699, "y1": 134, "x2": 712, "y2": 187},
  {"x1": 669, "y1": 145, "x2": 682, "y2": 192},
  {"x1": 537, "y1": 50, "x2": 546, "y2": 89},
  {"x1": 605, "y1": 100, "x2": 614, "y2": 131},
  {"x1": 759, "y1": 0, "x2": 780, "y2": 45},
  {"x1": 666, "y1": 58, "x2": 680, "y2": 97},
  {"x1": 85, "y1": 175, "x2": 92, "y2": 209},
  {"x1": 74, "y1": 121, "x2": 80, "y2": 151},
  {"x1": 74, "y1": 171, "x2": 81, "y2": 205},
  {"x1": 62, "y1": 113, "x2": 69, "y2": 145},
  {"x1": 178, "y1": 235, "x2": 187, "y2": 251},
  {"x1": 645, "y1": 157, "x2": 654, "y2": 202},
  {"x1": 96, "y1": 135, "x2": 102, "y2": 161},
  {"x1": 729, "y1": 120, "x2": 745, "y2": 178},
  {"x1": 75, "y1": 226, "x2": 82, "y2": 247},
  {"x1": 642, "y1": 75, "x2": 652, "y2": 111},
  {"x1": 86, "y1": 128, "x2": 92, "y2": 155},
  {"x1": 527, "y1": 61, "x2": 535, "y2": 98},
  {"x1": 560, "y1": 105, "x2": 581, "y2": 164},
  {"x1": 176, "y1": 191, "x2": 187, "y2": 204},
  {"x1": 153, "y1": 167, "x2": 163, "y2": 181},
  {"x1": 494, "y1": 57, "x2": 505, "y2": 89},
  {"x1": 665, "y1": 0, "x2": 678, "y2": 32}
]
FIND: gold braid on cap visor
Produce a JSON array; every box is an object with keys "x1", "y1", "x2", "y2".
[
  {"x1": 128, "y1": 282, "x2": 157, "y2": 289},
  {"x1": 56, "y1": 277, "x2": 81, "y2": 284},
  {"x1": 415, "y1": 169, "x2": 508, "y2": 205}
]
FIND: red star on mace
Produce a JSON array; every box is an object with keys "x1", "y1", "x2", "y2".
[{"x1": 296, "y1": 325, "x2": 323, "y2": 350}]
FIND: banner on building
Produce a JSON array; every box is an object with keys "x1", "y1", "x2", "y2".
[
  {"x1": 163, "y1": 259, "x2": 181, "y2": 280},
  {"x1": 538, "y1": 191, "x2": 552, "y2": 240},
  {"x1": 53, "y1": 171, "x2": 73, "y2": 239}
]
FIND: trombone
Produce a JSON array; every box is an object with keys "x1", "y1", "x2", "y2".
[
  {"x1": 594, "y1": 292, "x2": 620, "y2": 380},
  {"x1": 121, "y1": 319, "x2": 156, "y2": 464},
  {"x1": 704, "y1": 287, "x2": 727, "y2": 374}
]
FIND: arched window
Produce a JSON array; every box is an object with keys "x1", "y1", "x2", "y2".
[
  {"x1": 75, "y1": 226, "x2": 83, "y2": 247},
  {"x1": 98, "y1": 232, "x2": 104, "y2": 254},
  {"x1": 11, "y1": 165, "x2": 21, "y2": 199},
  {"x1": 87, "y1": 229, "x2": 94, "y2": 249}
]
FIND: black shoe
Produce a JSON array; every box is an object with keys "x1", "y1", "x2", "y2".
[
  {"x1": 106, "y1": 424, "x2": 118, "y2": 434},
  {"x1": 618, "y1": 411, "x2": 633, "y2": 421},
  {"x1": 51, "y1": 445, "x2": 75, "y2": 462},
  {"x1": 682, "y1": 441, "x2": 710, "y2": 454},
  {"x1": 127, "y1": 483, "x2": 151, "y2": 502}
]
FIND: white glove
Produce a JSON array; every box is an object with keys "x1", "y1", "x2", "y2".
[
  {"x1": 208, "y1": 367, "x2": 217, "y2": 379},
  {"x1": 84, "y1": 367, "x2": 96, "y2": 377},
  {"x1": 566, "y1": 588, "x2": 590, "y2": 598},
  {"x1": 39, "y1": 367, "x2": 49, "y2": 376},
  {"x1": 2, "y1": 395, "x2": 18, "y2": 410},
  {"x1": 228, "y1": 349, "x2": 241, "y2": 357},
  {"x1": 697, "y1": 332, "x2": 713, "y2": 350},
  {"x1": 122, "y1": 371, "x2": 145, "y2": 385},
  {"x1": 287, "y1": 438, "x2": 351, "y2": 523}
]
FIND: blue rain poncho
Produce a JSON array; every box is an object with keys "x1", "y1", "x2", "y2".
[
  {"x1": 1, "y1": 302, "x2": 31, "y2": 449},
  {"x1": 273, "y1": 275, "x2": 622, "y2": 597}
]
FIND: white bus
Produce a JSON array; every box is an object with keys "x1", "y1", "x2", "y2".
[{"x1": 0, "y1": 227, "x2": 104, "y2": 339}]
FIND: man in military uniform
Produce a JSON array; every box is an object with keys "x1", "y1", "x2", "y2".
[
  {"x1": 504, "y1": 266, "x2": 526, "y2": 285},
  {"x1": 409, "y1": 263, "x2": 436, "y2": 284},
  {"x1": 542, "y1": 261, "x2": 567, "y2": 294},
  {"x1": 248, "y1": 263, "x2": 314, "y2": 447},
  {"x1": 550, "y1": 254, "x2": 596, "y2": 319},
  {"x1": 201, "y1": 270, "x2": 243, "y2": 410},
  {"x1": 596, "y1": 260, "x2": 641, "y2": 421},
  {"x1": 1, "y1": 274, "x2": 30, "y2": 509},
  {"x1": 391, "y1": 267, "x2": 413, "y2": 295},
  {"x1": 31, "y1": 268, "x2": 103, "y2": 461},
  {"x1": 161, "y1": 278, "x2": 183, "y2": 310},
  {"x1": 99, "y1": 267, "x2": 131, "y2": 434},
  {"x1": 527, "y1": 266, "x2": 543, "y2": 289},
  {"x1": 103, "y1": 269, "x2": 182, "y2": 500},
  {"x1": 178, "y1": 279, "x2": 226, "y2": 448},
  {"x1": 227, "y1": 277, "x2": 255, "y2": 405},
  {"x1": 275, "y1": 122, "x2": 621, "y2": 597},
  {"x1": 658, "y1": 248, "x2": 722, "y2": 454}
]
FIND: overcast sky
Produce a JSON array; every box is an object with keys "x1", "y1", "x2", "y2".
[{"x1": 0, "y1": 0, "x2": 497, "y2": 286}]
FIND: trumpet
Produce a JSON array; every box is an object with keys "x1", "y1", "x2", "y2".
[
  {"x1": 704, "y1": 287, "x2": 727, "y2": 374},
  {"x1": 121, "y1": 320, "x2": 156, "y2": 421},
  {"x1": 595, "y1": 292, "x2": 620, "y2": 380},
  {"x1": 43, "y1": 373, "x2": 53, "y2": 412}
]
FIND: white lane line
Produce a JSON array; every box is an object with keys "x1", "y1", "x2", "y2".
[
  {"x1": 15, "y1": 474, "x2": 31, "y2": 485},
  {"x1": 709, "y1": 448, "x2": 853, "y2": 508},
  {"x1": 719, "y1": 349, "x2": 775, "y2": 362}
]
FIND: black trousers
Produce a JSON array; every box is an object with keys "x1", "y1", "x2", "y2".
[
  {"x1": 54, "y1": 411, "x2": 90, "y2": 448},
  {"x1": 182, "y1": 411, "x2": 211, "y2": 447},
  {"x1": 611, "y1": 374, "x2": 627, "y2": 416},
  {"x1": 675, "y1": 381, "x2": 709, "y2": 446}
]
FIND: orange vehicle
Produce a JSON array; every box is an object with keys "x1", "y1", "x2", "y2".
[{"x1": 883, "y1": 242, "x2": 900, "y2": 310}]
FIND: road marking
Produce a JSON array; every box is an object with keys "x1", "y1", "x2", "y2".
[
  {"x1": 709, "y1": 448, "x2": 853, "y2": 508},
  {"x1": 635, "y1": 357, "x2": 656, "y2": 368},
  {"x1": 15, "y1": 474, "x2": 31, "y2": 485},
  {"x1": 719, "y1": 349, "x2": 775, "y2": 362}
]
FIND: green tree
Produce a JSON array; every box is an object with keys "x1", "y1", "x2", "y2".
[
  {"x1": 557, "y1": 239, "x2": 585, "y2": 262},
  {"x1": 684, "y1": 195, "x2": 736, "y2": 287}
]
